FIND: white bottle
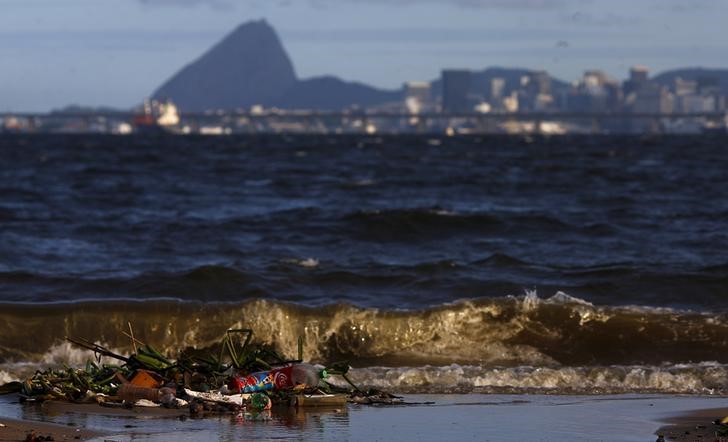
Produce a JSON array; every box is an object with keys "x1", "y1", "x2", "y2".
[{"x1": 291, "y1": 363, "x2": 328, "y2": 388}]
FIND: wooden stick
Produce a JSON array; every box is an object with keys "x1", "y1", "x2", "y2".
[
  {"x1": 66, "y1": 337, "x2": 130, "y2": 363},
  {"x1": 127, "y1": 322, "x2": 137, "y2": 354},
  {"x1": 121, "y1": 330, "x2": 146, "y2": 348}
]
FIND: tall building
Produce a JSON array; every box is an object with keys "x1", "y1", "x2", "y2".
[
  {"x1": 583, "y1": 70, "x2": 609, "y2": 89},
  {"x1": 404, "y1": 81, "x2": 432, "y2": 114},
  {"x1": 528, "y1": 71, "x2": 551, "y2": 95},
  {"x1": 490, "y1": 77, "x2": 506, "y2": 103},
  {"x1": 630, "y1": 83, "x2": 673, "y2": 114},
  {"x1": 519, "y1": 71, "x2": 553, "y2": 111},
  {"x1": 564, "y1": 70, "x2": 620, "y2": 113},
  {"x1": 630, "y1": 66, "x2": 649, "y2": 83},
  {"x1": 624, "y1": 66, "x2": 650, "y2": 96},
  {"x1": 441, "y1": 70, "x2": 471, "y2": 113}
]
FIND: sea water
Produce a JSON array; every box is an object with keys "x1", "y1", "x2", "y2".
[{"x1": 1, "y1": 134, "x2": 728, "y2": 436}]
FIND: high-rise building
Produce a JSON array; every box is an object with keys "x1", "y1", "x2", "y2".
[
  {"x1": 624, "y1": 66, "x2": 650, "y2": 96},
  {"x1": 490, "y1": 77, "x2": 506, "y2": 103},
  {"x1": 565, "y1": 70, "x2": 621, "y2": 113},
  {"x1": 528, "y1": 71, "x2": 551, "y2": 95},
  {"x1": 630, "y1": 66, "x2": 649, "y2": 84},
  {"x1": 518, "y1": 71, "x2": 553, "y2": 111},
  {"x1": 630, "y1": 83, "x2": 673, "y2": 114},
  {"x1": 441, "y1": 70, "x2": 471, "y2": 113},
  {"x1": 404, "y1": 81, "x2": 432, "y2": 114},
  {"x1": 583, "y1": 70, "x2": 609, "y2": 89}
]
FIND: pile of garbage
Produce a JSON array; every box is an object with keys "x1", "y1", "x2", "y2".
[{"x1": 0, "y1": 328, "x2": 402, "y2": 416}]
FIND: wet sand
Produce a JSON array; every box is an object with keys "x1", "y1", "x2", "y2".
[
  {"x1": 0, "y1": 417, "x2": 103, "y2": 441},
  {"x1": 655, "y1": 407, "x2": 728, "y2": 441},
  {"x1": 2, "y1": 394, "x2": 728, "y2": 441}
]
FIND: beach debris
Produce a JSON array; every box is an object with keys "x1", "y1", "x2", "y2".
[
  {"x1": 227, "y1": 363, "x2": 327, "y2": 393},
  {"x1": 24, "y1": 430, "x2": 54, "y2": 441},
  {"x1": 250, "y1": 392, "x2": 272, "y2": 411},
  {"x1": 132, "y1": 399, "x2": 160, "y2": 408},
  {"x1": 129, "y1": 369, "x2": 165, "y2": 389},
  {"x1": 714, "y1": 416, "x2": 728, "y2": 437},
  {"x1": 17, "y1": 361, "x2": 123, "y2": 402},
  {"x1": 291, "y1": 392, "x2": 347, "y2": 408},
  {"x1": 0, "y1": 325, "x2": 403, "y2": 418},
  {"x1": 184, "y1": 388, "x2": 247, "y2": 406}
]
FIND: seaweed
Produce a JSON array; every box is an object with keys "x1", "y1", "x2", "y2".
[{"x1": 0, "y1": 326, "x2": 402, "y2": 410}]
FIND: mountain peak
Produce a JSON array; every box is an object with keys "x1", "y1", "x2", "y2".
[
  {"x1": 235, "y1": 18, "x2": 269, "y2": 30},
  {"x1": 152, "y1": 20, "x2": 400, "y2": 111},
  {"x1": 152, "y1": 19, "x2": 297, "y2": 111}
]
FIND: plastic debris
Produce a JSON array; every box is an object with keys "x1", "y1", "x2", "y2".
[{"x1": 0, "y1": 326, "x2": 404, "y2": 418}]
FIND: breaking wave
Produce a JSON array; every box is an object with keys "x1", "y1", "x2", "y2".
[
  {"x1": 2, "y1": 292, "x2": 728, "y2": 366},
  {"x1": 3, "y1": 292, "x2": 728, "y2": 394},
  {"x1": 338, "y1": 362, "x2": 728, "y2": 395}
]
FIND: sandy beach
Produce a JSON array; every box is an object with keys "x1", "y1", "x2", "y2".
[
  {"x1": 0, "y1": 417, "x2": 103, "y2": 441},
  {"x1": 655, "y1": 407, "x2": 728, "y2": 442}
]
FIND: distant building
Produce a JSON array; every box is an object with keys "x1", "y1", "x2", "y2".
[
  {"x1": 503, "y1": 92, "x2": 519, "y2": 113},
  {"x1": 490, "y1": 77, "x2": 506, "y2": 103},
  {"x1": 404, "y1": 81, "x2": 432, "y2": 114},
  {"x1": 674, "y1": 77, "x2": 698, "y2": 97},
  {"x1": 674, "y1": 77, "x2": 703, "y2": 113},
  {"x1": 583, "y1": 70, "x2": 609, "y2": 89},
  {"x1": 519, "y1": 70, "x2": 554, "y2": 111},
  {"x1": 623, "y1": 65, "x2": 650, "y2": 96},
  {"x1": 630, "y1": 66, "x2": 649, "y2": 83},
  {"x1": 697, "y1": 76, "x2": 720, "y2": 95},
  {"x1": 441, "y1": 69, "x2": 471, "y2": 113},
  {"x1": 629, "y1": 83, "x2": 673, "y2": 114},
  {"x1": 566, "y1": 70, "x2": 620, "y2": 113},
  {"x1": 528, "y1": 70, "x2": 551, "y2": 95}
]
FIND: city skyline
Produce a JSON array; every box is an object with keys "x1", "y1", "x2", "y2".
[{"x1": 1, "y1": 0, "x2": 727, "y2": 111}]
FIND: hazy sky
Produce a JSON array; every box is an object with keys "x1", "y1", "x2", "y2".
[{"x1": 1, "y1": 0, "x2": 726, "y2": 111}]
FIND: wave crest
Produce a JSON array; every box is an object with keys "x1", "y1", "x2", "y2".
[{"x1": 1, "y1": 293, "x2": 728, "y2": 372}]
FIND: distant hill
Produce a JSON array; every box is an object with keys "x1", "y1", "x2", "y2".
[
  {"x1": 51, "y1": 104, "x2": 127, "y2": 115},
  {"x1": 153, "y1": 20, "x2": 297, "y2": 111},
  {"x1": 653, "y1": 68, "x2": 728, "y2": 95},
  {"x1": 152, "y1": 20, "x2": 399, "y2": 111},
  {"x1": 279, "y1": 76, "x2": 402, "y2": 110}
]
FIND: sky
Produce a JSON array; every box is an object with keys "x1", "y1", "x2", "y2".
[{"x1": 1, "y1": 0, "x2": 726, "y2": 111}]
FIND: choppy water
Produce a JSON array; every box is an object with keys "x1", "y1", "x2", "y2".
[{"x1": 1, "y1": 133, "x2": 727, "y2": 394}]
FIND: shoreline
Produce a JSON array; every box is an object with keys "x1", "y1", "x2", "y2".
[{"x1": 2, "y1": 394, "x2": 728, "y2": 441}]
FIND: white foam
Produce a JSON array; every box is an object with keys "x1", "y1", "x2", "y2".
[
  {"x1": 298, "y1": 258, "x2": 320, "y2": 268},
  {"x1": 341, "y1": 363, "x2": 728, "y2": 394},
  {"x1": 0, "y1": 370, "x2": 19, "y2": 384}
]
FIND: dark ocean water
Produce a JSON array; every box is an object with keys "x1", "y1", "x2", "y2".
[{"x1": 1, "y1": 134, "x2": 728, "y2": 394}]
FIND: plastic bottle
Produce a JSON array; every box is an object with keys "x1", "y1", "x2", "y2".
[
  {"x1": 291, "y1": 363, "x2": 328, "y2": 388},
  {"x1": 228, "y1": 364, "x2": 328, "y2": 393},
  {"x1": 229, "y1": 365, "x2": 294, "y2": 393},
  {"x1": 250, "y1": 392, "x2": 272, "y2": 411}
]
